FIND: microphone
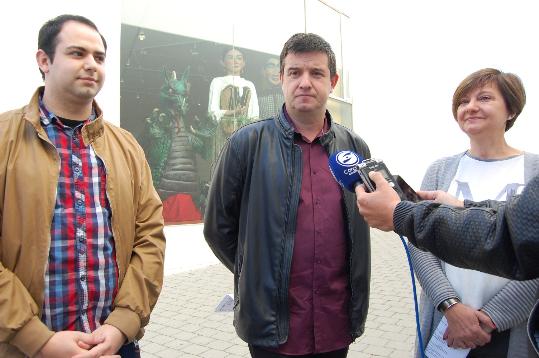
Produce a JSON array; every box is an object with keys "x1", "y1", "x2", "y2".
[
  {"x1": 329, "y1": 150, "x2": 421, "y2": 202},
  {"x1": 328, "y1": 150, "x2": 364, "y2": 192}
]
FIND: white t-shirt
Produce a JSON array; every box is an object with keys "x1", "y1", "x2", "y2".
[{"x1": 444, "y1": 153, "x2": 525, "y2": 309}]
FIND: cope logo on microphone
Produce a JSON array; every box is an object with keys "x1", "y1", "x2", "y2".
[{"x1": 336, "y1": 151, "x2": 361, "y2": 167}]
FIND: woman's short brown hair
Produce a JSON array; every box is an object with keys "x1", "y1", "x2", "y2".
[{"x1": 452, "y1": 68, "x2": 526, "y2": 131}]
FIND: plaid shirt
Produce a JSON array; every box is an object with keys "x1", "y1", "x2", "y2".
[{"x1": 39, "y1": 97, "x2": 118, "y2": 333}]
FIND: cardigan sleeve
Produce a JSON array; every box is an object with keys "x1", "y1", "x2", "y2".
[{"x1": 408, "y1": 158, "x2": 459, "y2": 308}]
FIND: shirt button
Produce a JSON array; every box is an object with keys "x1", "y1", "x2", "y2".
[
  {"x1": 315, "y1": 289, "x2": 320, "y2": 294},
  {"x1": 80, "y1": 275, "x2": 86, "y2": 282},
  {"x1": 316, "y1": 259, "x2": 321, "y2": 264},
  {"x1": 77, "y1": 199, "x2": 84, "y2": 206}
]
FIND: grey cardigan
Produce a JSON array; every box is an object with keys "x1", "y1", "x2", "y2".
[{"x1": 410, "y1": 151, "x2": 539, "y2": 358}]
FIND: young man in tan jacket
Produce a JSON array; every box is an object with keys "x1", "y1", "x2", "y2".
[{"x1": 0, "y1": 14, "x2": 165, "y2": 358}]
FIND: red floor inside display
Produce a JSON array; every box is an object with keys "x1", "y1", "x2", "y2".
[{"x1": 162, "y1": 193, "x2": 202, "y2": 223}]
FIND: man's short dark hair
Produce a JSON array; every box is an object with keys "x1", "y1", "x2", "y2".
[
  {"x1": 38, "y1": 14, "x2": 107, "y2": 79},
  {"x1": 279, "y1": 33, "x2": 337, "y2": 77}
]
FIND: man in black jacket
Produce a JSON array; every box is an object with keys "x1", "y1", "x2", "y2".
[
  {"x1": 355, "y1": 170, "x2": 539, "y2": 355},
  {"x1": 204, "y1": 33, "x2": 371, "y2": 358}
]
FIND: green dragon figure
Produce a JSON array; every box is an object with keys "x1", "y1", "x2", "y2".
[{"x1": 142, "y1": 68, "x2": 216, "y2": 212}]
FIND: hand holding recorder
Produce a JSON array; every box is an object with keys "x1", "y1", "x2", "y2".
[
  {"x1": 328, "y1": 150, "x2": 462, "y2": 230},
  {"x1": 329, "y1": 150, "x2": 433, "y2": 230},
  {"x1": 328, "y1": 150, "x2": 420, "y2": 202}
]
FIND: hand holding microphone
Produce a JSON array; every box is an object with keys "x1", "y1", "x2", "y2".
[
  {"x1": 328, "y1": 150, "x2": 364, "y2": 192},
  {"x1": 329, "y1": 150, "x2": 461, "y2": 231},
  {"x1": 328, "y1": 150, "x2": 417, "y2": 231},
  {"x1": 355, "y1": 171, "x2": 401, "y2": 231},
  {"x1": 329, "y1": 150, "x2": 420, "y2": 200}
]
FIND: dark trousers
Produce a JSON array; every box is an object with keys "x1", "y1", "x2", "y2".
[
  {"x1": 249, "y1": 346, "x2": 348, "y2": 358},
  {"x1": 117, "y1": 341, "x2": 141, "y2": 358},
  {"x1": 467, "y1": 329, "x2": 509, "y2": 358}
]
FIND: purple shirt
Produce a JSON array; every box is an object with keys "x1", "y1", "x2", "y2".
[{"x1": 275, "y1": 112, "x2": 351, "y2": 354}]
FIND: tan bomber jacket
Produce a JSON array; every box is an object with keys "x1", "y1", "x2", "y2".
[{"x1": 0, "y1": 88, "x2": 166, "y2": 357}]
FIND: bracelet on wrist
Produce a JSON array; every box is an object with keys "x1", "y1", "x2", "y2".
[{"x1": 438, "y1": 298, "x2": 460, "y2": 313}]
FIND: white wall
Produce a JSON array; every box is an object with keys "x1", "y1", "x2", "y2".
[
  {"x1": 0, "y1": 0, "x2": 121, "y2": 121},
  {"x1": 349, "y1": 0, "x2": 539, "y2": 188},
  {"x1": 122, "y1": 0, "x2": 304, "y2": 58}
]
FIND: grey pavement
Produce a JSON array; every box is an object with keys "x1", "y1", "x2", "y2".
[{"x1": 141, "y1": 229, "x2": 418, "y2": 357}]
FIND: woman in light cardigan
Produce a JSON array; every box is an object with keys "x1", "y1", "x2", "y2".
[{"x1": 410, "y1": 68, "x2": 539, "y2": 358}]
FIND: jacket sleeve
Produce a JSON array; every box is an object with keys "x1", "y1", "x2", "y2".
[
  {"x1": 394, "y1": 173, "x2": 539, "y2": 281},
  {"x1": 104, "y1": 144, "x2": 166, "y2": 341},
  {"x1": 203, "y1": 138, "x2": 243, "y2": 273},
  {"x1": 0, "y1": 111, "x2": 55, "y2": 356},
  {"x1": 408, "y1": 160, "x2": 458, "y2": 308},
  {"x1": 0, "y1": 263, "x2": 54, "y2": 356}
]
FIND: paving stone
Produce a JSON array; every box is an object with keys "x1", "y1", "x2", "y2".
[
  {"x1": 363, "y1": 344, "x2": 394, "y2": 356},
  {"x1": 141, "y1": 353, "x2": 161, "y2": 358},
  {"x1": 155, "y1": 348, "x2": 182, "y2": 358},
  {"x1": 201, "y1": 339, "x2": 233, "y2": 351},
  {"x1": 199, "y1": 349, "x2": 230, "y2": 358},
  {"x1": 162, "y1": 339, "x2": 190, "y2": 350},
  {"x1": 188, "y1": 335, "x2": 213, "y2": 345},
  {"x1": 146, "y1": 334, "x2": 176, "y2": 345},
  {"x1": 379, "y1": 323, "x2": 406, "y2": 333},
  {"x1": 347, "y1": 351, "x2": 373, "y2": 358},
  {"x1": 181, "y1": 343, "x2": 209, "y2": 355},
  {"x1": 225, "y1": 344, "x2": 250, "y2": 356},
  {"x1": 140, "y1": 342, "x2": 166, "y2": 354}
]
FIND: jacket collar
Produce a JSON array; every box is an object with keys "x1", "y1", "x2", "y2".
[
  {"x1": 276, "y1": 105, "x2": 336, "y2": 145},
  {"x1": 23, "y1": 86, "x2": 105, "y2": 145}
]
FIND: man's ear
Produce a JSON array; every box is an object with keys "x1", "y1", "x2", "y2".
[
  {"x1": 330, "y1": 73, "x2": 339, "y2": 91},
  {"x1": 36, "y1": 49, "x2": 51, "y2": 76}
]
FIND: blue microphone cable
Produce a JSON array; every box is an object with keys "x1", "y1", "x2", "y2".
[{"x1": 398, "y1": 234, "x2": 426, "y2": 358}]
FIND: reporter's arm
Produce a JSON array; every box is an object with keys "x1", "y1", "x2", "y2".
[{"x1": 393, "y1": 173, "x2": 539, "y2": 280}]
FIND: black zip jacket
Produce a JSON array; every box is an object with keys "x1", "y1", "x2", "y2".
[{"x1": 204, "y1": 109, "x2": 371, "y2": 347}]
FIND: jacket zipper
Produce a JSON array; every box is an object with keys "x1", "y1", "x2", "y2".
[
  {"x1": 343, "y1": 191, "x2": 356, "y2": 331},
  {"x1": 92, "y1": 146, "x2": 121, "y2": 280},
  {"x1": 35, "y1": 129, "x2": 60, "y2": 309},
  {"x1": 327, "y1": 140, "x2": 356, "y2": 335},
  {"x1": 278, "y1": 143, "x2": 302, "y2": 343}
]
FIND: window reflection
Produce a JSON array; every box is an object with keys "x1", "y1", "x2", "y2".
[
  {"x1": 120, "y1": 1, "x2": 351, "y2": 225},
  {"x1": 208, "y1": 48, "x2": 259, "y2": 163}
]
